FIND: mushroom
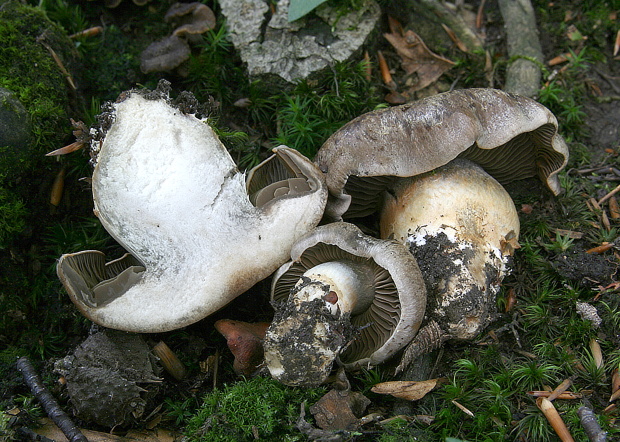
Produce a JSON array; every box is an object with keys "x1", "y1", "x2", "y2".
[
  {"x1": 140, "y1": 35, "x2": 191, "y2": 74},
  {"x1": 57, "y1": 83, "x2": 327, "y2": 333},
  {"x1": 165, "y1": 2, "x2": 216, "y2": 43},
  {"x1": 214, "y1": 319, "x2": 270, "y2": 376},
  {"x1": 314, "y1": 88, "x2": 569, "y2": 221},
  {"x1": 380, "y1": 158, "x2": 520, "y2": 344},
  {"x1": 263, "y1": 222, "x2": 426, "y2": 387}
]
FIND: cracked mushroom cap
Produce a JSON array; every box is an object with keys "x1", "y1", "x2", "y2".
[
  {"x1": 315, "y1": 88, "x2": 569, "y2": 220},
  {"x1": 265, "y1": 222, "x2": 426, "y2": 386},
  {"x1": 57, "y1": 87, "x2": 327, "y2": 333}
]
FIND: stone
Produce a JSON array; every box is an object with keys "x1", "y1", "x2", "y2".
[
  {"x1": 54, "y1": 329, "x2": 162, "y2": 427},
  {"x1": 0, "y1": 87, "x2": 31, "y2": 151},
  {"x1": 218, "y1": 0, "x2": 380, "y2": 85}
]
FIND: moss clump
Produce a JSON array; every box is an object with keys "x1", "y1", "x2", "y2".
[
  {"x1": 184, "y1": 376, "x2": 325, "y2": 441},
  {"x1": 0, "y1": 0, "x2": 78, "y2": 157},
  {"x1": 0, "y1": 188, "x2": 26, "y2": 248}
]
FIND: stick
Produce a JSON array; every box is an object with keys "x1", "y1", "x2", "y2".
[
  {"x1": 536, "y1": 397, "x2": 575, "y2": 441},
  {"x1": 577, "y1": 406, "x2": 607, "y2": 442},
  {"x1": 598, "y1": 183, "x2": 620, "y2": 205},
  {"x1": 16, "y1": 357, "x2": 88, "y2": 442}
]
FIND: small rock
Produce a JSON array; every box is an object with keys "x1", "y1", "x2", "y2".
[{"x1": 55, "y1": 329, "x2": 161, "y2": 427}]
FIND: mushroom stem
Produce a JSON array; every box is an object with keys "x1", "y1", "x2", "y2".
[{"x1": 295, "y1": 260, "x2": 378, "y2": 317}]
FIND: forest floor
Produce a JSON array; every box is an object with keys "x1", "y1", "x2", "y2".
[{"x1": 2, "y1": 1, "x2": 620, "y2": 441}]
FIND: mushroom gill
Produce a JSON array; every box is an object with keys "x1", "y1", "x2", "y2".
[
  {"x1": 315, "y1": 88, "x2": 569, "y2": 220},
  {"x1": 264, "y1": 222, "x2": 426, "y2": 387}
]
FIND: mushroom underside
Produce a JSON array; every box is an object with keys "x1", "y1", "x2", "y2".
[
  {"x1": 58, "y1": 89, "x2": 327, "y2": 333},
  {"x1": 341, "y1": 125, "x2": 563, "y2": 219},
  {"x1": 271, "y1": 243, "x2": 401, "y2": 364},
  {"x1": 315, "y1": 88, "x2": 569, "y2": 220}
]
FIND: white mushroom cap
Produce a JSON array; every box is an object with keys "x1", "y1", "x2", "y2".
[
  {"x1": 264, "y1": 222, "x2": 426, "y2": 386},
  {"x1": 57, "y1": 89, "x2": 327, "y2": 333},
  {"x1": 315, "y1": 88, "x2": 569, "y2": 220},
  {"x1": 380, "y1": 158, "x2": 520, "y2": 340}
]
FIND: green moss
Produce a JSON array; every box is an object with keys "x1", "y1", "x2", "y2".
[
  {"x1": 0, "y1": 188, "x2": 26, "y2": 248},
  {"x1": 0, "y1": 0, "x2": 77, "y2": 158},
  {"x1": 184, "y1": 377, "x2": 325, "y2": 441}
]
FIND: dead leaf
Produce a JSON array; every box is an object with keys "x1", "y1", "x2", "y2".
[
  {"x1": 384, "y1": 30, "x2": 454, "y2": 92},
  {"x1": 371, "y1": 378, "x2": 445, "y2": 401},
  {"x1": 310, "y1": 389, "x2": 371, "y2": 431},
  {"x1": 34, "y1": 418, "x2": 182, "y2": 441}
]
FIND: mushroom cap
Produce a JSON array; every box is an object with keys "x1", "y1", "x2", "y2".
[
  {"x1": 140, "y1": 35, "x2": 191, "y2": 74},
  {"x1": 165, "y1": 2, "x2": 216, "y2": 40},
  {"x1": 381, "y1": 158, "x2": 520, "y2": 249},
  {"x1": 270, "y1": 222, "x2": 427, "y2": 371},
  {"x1": 380, "y1": 159, "x2": 520, "y2": 340},
  {"x1": 214, "y1": 319, "x2": 270, "y2": 376},
  {"x1": 315, "y1": 88, "x2": 569, "y2": 220},
  {"x1": 58, "y1": 90, "x2": 327, "y2": 333}
]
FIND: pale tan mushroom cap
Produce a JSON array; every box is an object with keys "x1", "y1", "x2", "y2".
[
  {"x1": 270, "y1": 222, "x2": 427, "y2": 370},
  {"x1": 58, "y1": 92, "x2": 327, "y2": 333},
  {"x1": 380, "y1": 159, "x2": 521, "y2": 340},
  {"x1": 315, "y1": 88, "x2": 569, "y2": 220},
  {"x1": 381, "y1": 159, "x2": 520, "y2": 249}
]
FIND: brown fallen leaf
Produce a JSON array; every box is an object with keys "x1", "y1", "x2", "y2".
[
  {"x1": 34, "y1": 417, "x2": 181, "y2": 441},
  {"x1": 371, "y1": 378, "x2": 446, "y2": 401},
  {"x1": 310, "y1": 389, "x2": 371, "y2": 431},
  {"x1": 384, "y1": 29, "x2": 454, "y2": 92}
]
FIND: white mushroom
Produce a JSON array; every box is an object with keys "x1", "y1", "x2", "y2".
[
  {"x1": 381, "y1": 158, "x2": 520, "y2": 341},
  {"x1": 57, "y1": 84, "x2": 327, "y2": 333},
  {"x1": 264, "y1": 222, "x2": 426, "y2": 387}
]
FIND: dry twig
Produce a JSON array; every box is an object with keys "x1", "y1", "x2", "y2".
[
  {"x1": 16, "y1": 357, "x2": 88, "y2": 442},
  {"x1": 577, "y1": 405, "x2": 607, "y2": 442}
]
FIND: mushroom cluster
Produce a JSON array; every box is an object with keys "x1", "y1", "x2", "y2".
[
  {"x1": 55, "y1": 86, "x2": 569, "y2": 388},
  {"x1": 262, "y1": 88, "x2": 569, "y2": 384},
  {"x1": 57, "y1": 82, "x2": 327, "y2": 333}
]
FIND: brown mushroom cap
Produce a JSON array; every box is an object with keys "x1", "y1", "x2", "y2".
[
  {"x1": 140, "y1": 35, "x2": 191, "y2": 74},
  {"x1": 267, "y1": 222, "x2": 426, "y2": 379},
  {"x1": 165, "y1": 2, "x2": 216, "y2": 41},
  {"x1": 315, "y1": 88, "x2": 569, "y2": 220}
]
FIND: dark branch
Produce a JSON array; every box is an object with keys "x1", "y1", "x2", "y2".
[{"x1": 16, "y1": 357, "x2": 88, "y2": 442}]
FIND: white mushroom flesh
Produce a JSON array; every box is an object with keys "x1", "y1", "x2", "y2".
[
  {"x1": 60, "y1": 90, "x2": 327, "y2": 333},
  {"x1": 294, "y1": 260, "x2": 377, "y2": 316}
]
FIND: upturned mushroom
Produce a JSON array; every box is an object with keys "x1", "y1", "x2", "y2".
[
  {"x1": 315, "y1": 88, "x2": 569, "y2": 221},
  {"x1": 263, "y1": 222, "x2": 427, "y2": 387},
  {"x1": 57, "y1": 83, "x2": 327, "y2": 333}
]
